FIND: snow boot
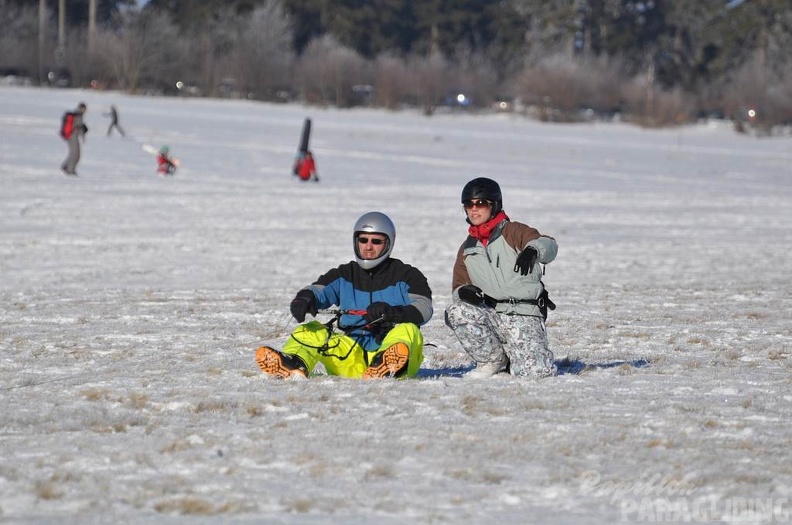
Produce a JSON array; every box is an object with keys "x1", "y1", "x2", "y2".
[
  {"x1": 256, "y1": 346, "x2": 308, "y2": 380},
  {"x1": 362, "y1": 343, "x2": 409, "y2": 379},
  {"x1": 465, "y1": 356, "x2": 509, "y2": 379}
]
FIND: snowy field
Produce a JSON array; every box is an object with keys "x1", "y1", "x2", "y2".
[{"x1": 1, "y1": 86, "x2": 791, "y2": 524}]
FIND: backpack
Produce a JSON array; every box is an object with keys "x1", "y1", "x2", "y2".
[{"x1": 60, "y1": 112, "x2": 76, "y2": 139}]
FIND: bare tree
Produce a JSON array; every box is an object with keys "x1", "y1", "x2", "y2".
[
  {"x1": 514, "y1": 53, "x2": 625, "y2": 120},
  {"x1": 721, "y1": 57, "x2": 792, "y2": 133},
  {"x1": 374, "y1": 53, "x2": 410, "y2": 110},
  {"x1": 766, "y1": 61, "x2": 792, "y2": 128},
  {"x1": 0, "y1": 0, "x2": 46, "y2": 79},
  {"x1": 621, "y1": 76, "x2": 694, "y2": 127},
  {"x1": 296, "y1": 35, "x2": 370, "y2": 107},
  {"x1": 233, "y1": 1, "x2": 294, "y2": 100},
  {"x1": 450, "y1": 48, "x2": 501, "y2": 109},
  {"x1": 406, "y1": 51, "x2": 449, "y2": 115},
  {"x1": 94, "y1": 10, "x2": 184, "y2": 93},
  {"x1": 510, "y1": 1, "x2": 580, "y2": 65}
]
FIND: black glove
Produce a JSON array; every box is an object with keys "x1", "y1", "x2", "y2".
[
  {"x1": 514, "y1": 246, "x2": 538, "y2": 276},
  {"x1": 365, "y1": 302, "x2": 401, "y2": 324},
  {"x1": 458, "y1": 285, "x2": 486, "y2": 306},
  {"x1": 289, "y1": 290, "x2": 317, "y2": 322}
]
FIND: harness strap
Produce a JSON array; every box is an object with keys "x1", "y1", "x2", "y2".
[
  {"x1": 491, "y1": 297, "x2": 550, "y2": 308},
  {"x1": 482, "y1": 290, "x2": 556, "y2": 316},
  {"x1": 289, "y1": 312, "x2": 380, "y2": 362}
]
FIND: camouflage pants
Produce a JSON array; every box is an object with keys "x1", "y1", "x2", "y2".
[{"x1": 445, "y1": 301, "x2": 557, "y2": 378}]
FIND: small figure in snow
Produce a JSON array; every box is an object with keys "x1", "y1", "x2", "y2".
[
  {"x1": 60, "y1": 102, "x2": 88, "y2": 176},
  {"x1": 293, "y1": 150, "x2": 319, "y2": 182},
  {"x1": 157, "y1": 145, "x2": 177, "y2": 176},
  {"x1": 256, "y1": 212, "x2": 433, "y2": 380},
  {"x1": 444, "y1": 177, "x2": 558, "y2": 379},
  {"x1": 103, "y1": 105, "x2": 125, "y2": 137}
]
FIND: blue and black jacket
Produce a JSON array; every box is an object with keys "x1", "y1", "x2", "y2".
[{"x1": 304, "y1": 258, "x2": 433, "y2": 351}]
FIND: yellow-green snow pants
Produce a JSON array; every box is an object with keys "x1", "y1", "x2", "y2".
[{"x1": 281, "y1": 321, "x2": 424, "y2": 378}]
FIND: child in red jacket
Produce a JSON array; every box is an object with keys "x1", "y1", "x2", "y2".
[{"x1": 157, "y1": 145, "x2": 178, "y2": 176}]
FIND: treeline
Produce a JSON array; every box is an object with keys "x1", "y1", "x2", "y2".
[{"x1": 2, "y1": 0, "x2": 792, "y2": 131}]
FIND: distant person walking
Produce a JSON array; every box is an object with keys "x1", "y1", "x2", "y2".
[
  {"x1": 103, "y1": 105, "x2": 125, "y2": 137},
  {"x1": 60, "y1": 102, "x2": 88, "y2": 176}
]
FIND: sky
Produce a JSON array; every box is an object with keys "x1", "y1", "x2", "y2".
[{"x1": 1, "y1": 86, "x2": 791, "y2": 524}]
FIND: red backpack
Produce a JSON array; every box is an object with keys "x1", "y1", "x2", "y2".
[{"x1": 60, "y1": 112, "x2": 76, "y2": 139}]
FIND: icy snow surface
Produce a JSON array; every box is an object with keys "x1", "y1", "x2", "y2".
[{"x1": 1, "y1": 86, "x2": 791, "y2": 524}]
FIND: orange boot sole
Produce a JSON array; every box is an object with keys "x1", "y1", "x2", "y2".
[
  {"x1": 255, "y1": 346, "x2": 307, "y2": 379},
  {"x1": 363, "y1": 343, "x2": 409, "y2": 379}
]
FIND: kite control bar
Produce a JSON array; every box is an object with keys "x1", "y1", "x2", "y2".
[{"x1": 317, "y1": 309, "x2": 368, "y2": 316}]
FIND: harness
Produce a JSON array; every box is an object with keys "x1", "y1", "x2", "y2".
[
  {"x1": 288, "y1": 309, "x2": 385, "y2": 365},
  {"x1": 482, "y1": 288, "x2": 556, "y2": 319},
  {"x1": 491, "y1": 296, "x2": 552, "y2": 308}
]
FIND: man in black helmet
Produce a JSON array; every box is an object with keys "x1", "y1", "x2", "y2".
[
  {"x1": 256, "y1": 211, "x2": 433, "y2": 380},
  {"x1": 445, "y1": 177, "x2": 558, "y2": 378}
]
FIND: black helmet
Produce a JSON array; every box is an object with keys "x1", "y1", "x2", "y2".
[{"x1": 461, "y1": 177, "x2": 502, "y2": 216}]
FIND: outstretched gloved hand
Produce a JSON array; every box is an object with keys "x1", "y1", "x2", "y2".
[
  {"x1": 514, "y1": 246, "x2": 538, "y2": 276},
  {"x1": 289, "y1": 290, "x2": 317, "y2": 322}
]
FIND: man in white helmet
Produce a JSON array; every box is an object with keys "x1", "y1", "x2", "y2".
[{"x1": 256, "y1": 211, "x2": 433, "y2": 380}]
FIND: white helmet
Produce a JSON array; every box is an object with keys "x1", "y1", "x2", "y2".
[{"x1": 353, "y1": 211, "x2": 395, "y2": 270}]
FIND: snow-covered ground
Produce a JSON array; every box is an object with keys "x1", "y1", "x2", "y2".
[{"x1": 1, "y1": 86, "x2": 791, "y2": 524}]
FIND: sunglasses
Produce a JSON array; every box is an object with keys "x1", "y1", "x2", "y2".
[
  {"x1": 357, "y1": 236, "x2": 386, "y2": 245},
  {"x1": 463, "y1": 199, "x2": 492, "y2": 210}
]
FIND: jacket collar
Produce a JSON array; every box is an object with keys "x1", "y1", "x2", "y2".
[{"x1": 468, "y1": 211, "x2": 509, "y2": 247}]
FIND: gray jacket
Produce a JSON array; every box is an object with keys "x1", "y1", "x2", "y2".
[
  {"x1": 451, "y1": 219, "x2": 557, "y2": 317},
  {"x1": 71, "y1": 111, "x2": 87, "y2": 142}
]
